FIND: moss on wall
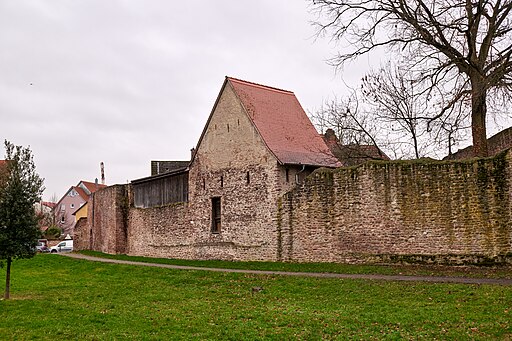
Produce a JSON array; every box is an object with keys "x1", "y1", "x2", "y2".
[{"x1": 281, "y1": 149, "x2": 512, "y2": 265}]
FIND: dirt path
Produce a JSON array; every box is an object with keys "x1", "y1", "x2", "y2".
[{"x1": 61, "y1": 253, "x2": 512, "y2": 285}]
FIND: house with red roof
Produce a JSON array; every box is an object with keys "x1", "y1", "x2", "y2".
[
  {"x1": 54, "y1": 180, "x2": 106, "y2": 236},
  {"x1": 322, "y1": 128, "x2": 390, "y2": 166},
  {"x1": 133, "y1": 77, "x2": 341, "y2": 207}
]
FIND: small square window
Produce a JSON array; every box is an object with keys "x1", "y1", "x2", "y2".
[{"x1": 70, "y1": 204, "x2": 75, "y2": 209}]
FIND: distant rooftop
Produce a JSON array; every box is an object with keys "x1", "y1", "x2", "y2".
[
  {"x1": 79, "y1": 180, "x2": 107, "y2": 195},
  {"x1": 323, "y1": 129, "x2": 390, "y2": 166},
  {"x1": 444, "y1": 126, "x2": 512, "y2": 160}
]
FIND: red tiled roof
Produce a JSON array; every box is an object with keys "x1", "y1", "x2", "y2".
[
  {"x1": 74, "y1": 186, "x2": 89, "y2": 201},
  {"x1": 41, "y1": 201, "x2": 57, "y2": 209},
  {"x1": 81, "y1": 181, "x2": 107, "y2": 194},
  {"x1": 227, "y1": 77, "x2": 341, "y2": 167}
]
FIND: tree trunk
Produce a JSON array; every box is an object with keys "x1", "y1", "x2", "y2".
[
  {"x1": 4, "y1": 257, "x2": 11, "y2": 300},
  {"x1": 471, "y1": 80, "x2": 489, "y2": 157}
]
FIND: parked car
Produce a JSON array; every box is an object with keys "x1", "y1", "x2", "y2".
[
  {"x1": 36, "y1": 239, "x2": 49, "y2": 253},
  {"x1": 49, "y1": 240, "x2": 73, "y2": 253}
]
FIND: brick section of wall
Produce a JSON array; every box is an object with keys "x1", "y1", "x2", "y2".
[
  {"x1": 73, "y1": 217, "x2": 89, "y2": 251},
  {"x1": 87, "y1": 185, "x2": 128, "y2": 254},
  {"x1": 278, "y1": 149, "x2": 512, "y2": 264},
  {"x1": 151, "y1": 160, "x2": 189, "y2": 176}
]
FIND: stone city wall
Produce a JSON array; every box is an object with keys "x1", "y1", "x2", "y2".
[
  {"x1": 278, "y1": 149, "x2": 512, "y2": 264},
  {"x1": 80, "y1": 150, "x2": 512, "y2": 265}
]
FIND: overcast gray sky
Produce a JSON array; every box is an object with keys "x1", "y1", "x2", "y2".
[{"x1": 0, "y1": 1, "x2": 379, "y2": 200}]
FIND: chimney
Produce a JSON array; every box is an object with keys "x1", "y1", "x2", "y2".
[
  {"x1": 323, "y1": 129, "x2": 338, "y2": 147},
  {"x1": 190, "y1": 148, "x2": 196, "y2": 160},
  {"x1": 100, "y1": 162, "x2": 105, "y2": 185}
]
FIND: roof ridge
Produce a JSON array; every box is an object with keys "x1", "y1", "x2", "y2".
[
  {"x1": 227, "y1": 76, "x2": 293, "y2": 95},
  {"x1": 80, "y1": 180, "x2": 107, "y2": 187}
]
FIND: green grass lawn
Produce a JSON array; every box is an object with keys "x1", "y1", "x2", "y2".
[{"x1": 1, "y1": 254, "x2": 511, "y2": 340}]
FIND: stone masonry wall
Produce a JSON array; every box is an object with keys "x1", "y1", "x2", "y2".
[
  {"x1": 128, "y1": 202, "x2": 194, "y2": 258},
  {"x1": 278, "y1": 149, "x2": 512, "y2": 264},
  {"x1": 128, "y1": 164, "x2": 281, "y2": 261}
]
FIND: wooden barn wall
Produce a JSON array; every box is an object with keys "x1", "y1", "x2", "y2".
[{"x1": 133, "y1": 173, "x2": 188, "y2": 208}]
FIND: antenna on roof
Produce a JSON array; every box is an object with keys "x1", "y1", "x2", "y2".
[{"x1": 100, "y1": 162, "x2": 105, "y2": 185}]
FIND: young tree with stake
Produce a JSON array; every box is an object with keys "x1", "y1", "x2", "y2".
[{"x1": 0, "y1": 141, "x2": 44, "y2": 300}]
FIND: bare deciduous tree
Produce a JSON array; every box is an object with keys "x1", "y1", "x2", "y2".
[
  {"x1": 311, "y1": 0, "x2": 512, "y2": 157},
  {"x1": 313, "y1": 93, "x2": 378, "y2": 146},
  {"x1": 361, "y1": 62, "x2": 471, "y2": 158},
  {"x1": 362, "y1": 64, "x2": 430, "y2": 158},
  {"x1": 312, "y1": 90, "x2": 403, "y2": 159}
]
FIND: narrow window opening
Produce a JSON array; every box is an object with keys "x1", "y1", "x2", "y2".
[
  {"x1": 202, "y1": 178, "x2": 206, "y2": 190},
  {"x1": 211, "y1": 197, "x2": 221, "y2": 233},
  {"x1": 285, "y1": 168, "x2": 290, "y2": 183},
  {"x1": 220, "y1": 176, "x2": 224, "y2": 188},
  {"x1": 237, "y1": 119, "x2": 240, "y2": 126},
  {"x1": 246, "y1": 171, "x2": 250, "y2": 184},
  {"x1": 215, "y1": 124, "x2": 217, "y2": 130},
  {"x1": 227, "y1": 123, "x2": 230, "y2": 132}
]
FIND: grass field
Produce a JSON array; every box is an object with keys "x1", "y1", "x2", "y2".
[{"x1": 1, "y1": 254, "x2": 511, "y2": 340}]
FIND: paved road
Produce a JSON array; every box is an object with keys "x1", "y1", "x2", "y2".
[{"x1": 61, "y1": 253, "x2": 512, "y2": 286}]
